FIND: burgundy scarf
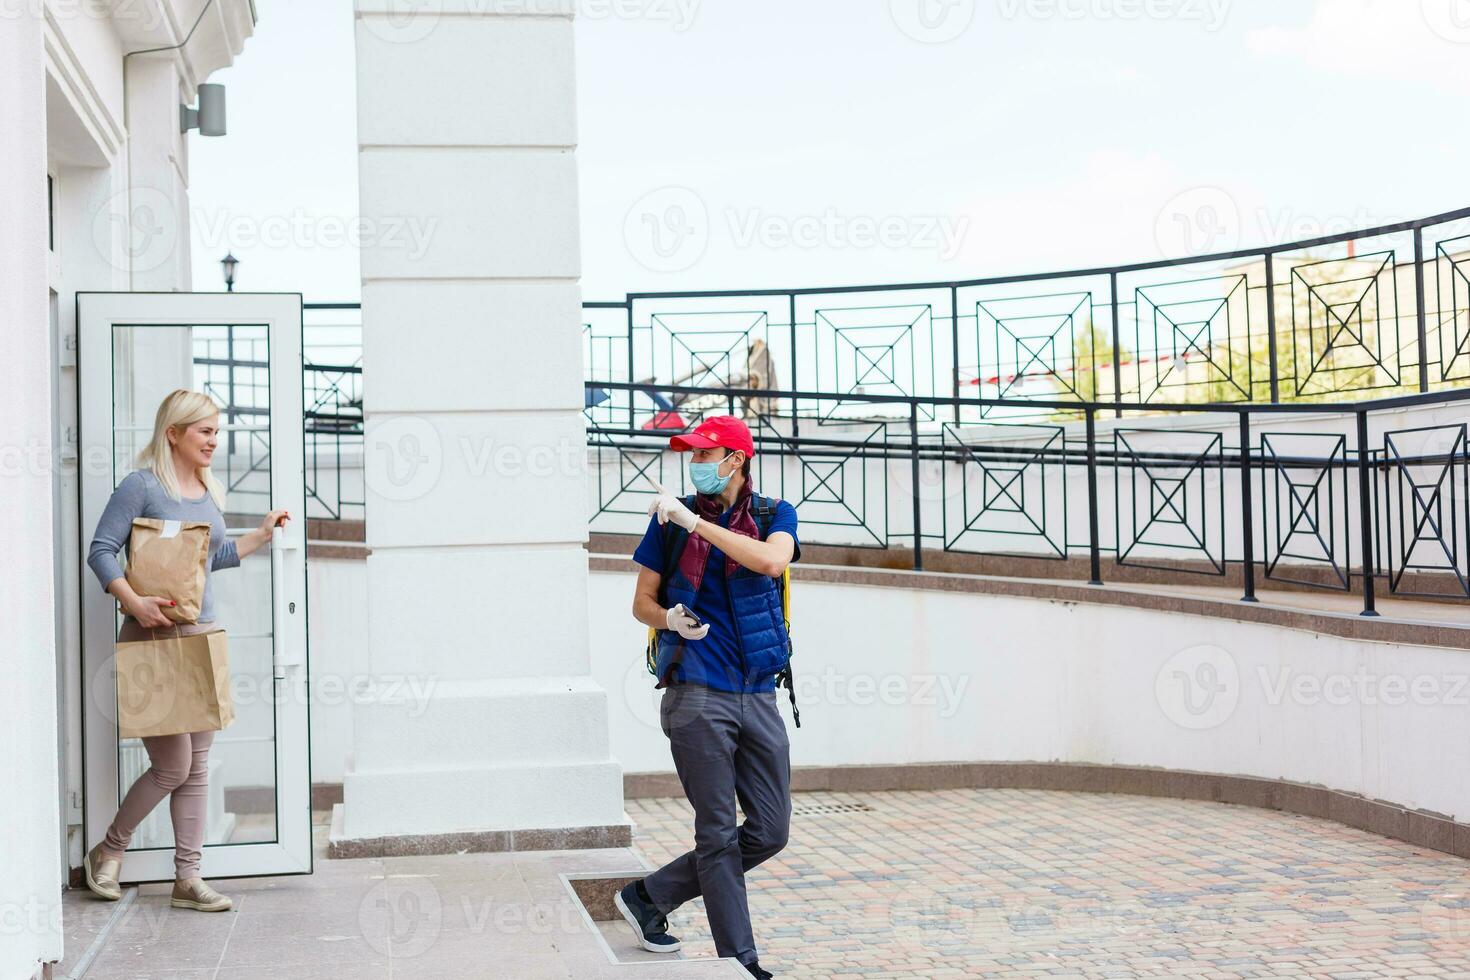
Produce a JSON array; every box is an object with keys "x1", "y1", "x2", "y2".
[{"x1": 677, "y1": 480, "x2": 761, "y2": 593}]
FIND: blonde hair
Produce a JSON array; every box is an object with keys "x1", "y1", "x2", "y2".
[{"x1": 136, "y1": 389, "x2": 227, "y2": 509}]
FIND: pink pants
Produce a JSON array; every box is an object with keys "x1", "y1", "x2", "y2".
[{"x1": 102, "y1": 620, "x2": 217, "y2": 880}]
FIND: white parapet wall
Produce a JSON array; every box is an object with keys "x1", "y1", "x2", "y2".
[
  {"x1": 299, "y1": 551, "x2": 1470, "y2": 827},
  {"x1": 588, "y1": 566, "x2": 1470, "y2": 825}
]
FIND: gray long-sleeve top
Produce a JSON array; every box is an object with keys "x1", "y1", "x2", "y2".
[{"x1": 87, "y1": 470, "x2": 241, "y2": 624}]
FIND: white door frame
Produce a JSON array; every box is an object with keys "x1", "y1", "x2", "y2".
[{"x1": 77, "y1": 291, "x2": 312, "y2": 881}]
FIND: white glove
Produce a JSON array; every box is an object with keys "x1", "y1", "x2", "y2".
[
  {"x1": 665, "y1": 603, "x2": 710, "y2": 641},
  {"x1": 648, "y1": 479, "x2": 700, "y2": 532}
]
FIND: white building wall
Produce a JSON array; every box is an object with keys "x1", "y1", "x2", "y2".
[{"x1": 2, "y1": 10, "x2": 66, "y2": 978}]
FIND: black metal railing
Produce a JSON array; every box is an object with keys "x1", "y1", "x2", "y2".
[
  {"x1": 190, "y1": 307, "x2": 365, "y2": 521},
  {"x1": 585, "y1": 206, "x2": 1470, "y2": 420},
  {"x1": 587, "y1": 380, "x2": 1470, "y2": 615}
]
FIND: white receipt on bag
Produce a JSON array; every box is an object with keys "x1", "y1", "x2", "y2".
[{"x1": 161, "y1": 520, "x2": 181, "y2": 539}]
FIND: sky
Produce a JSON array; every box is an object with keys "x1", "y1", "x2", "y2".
[{"x1": 187, "y1": 0, "x2": 1470, "y2": 304}]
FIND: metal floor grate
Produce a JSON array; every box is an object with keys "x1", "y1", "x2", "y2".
[{"x1": 791, "y1": 802, "x2": 875, "y2": 816}]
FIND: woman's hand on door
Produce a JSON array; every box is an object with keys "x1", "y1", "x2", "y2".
[{"x1": 238, "y1": 509, "x2": 291, "y2": 559}]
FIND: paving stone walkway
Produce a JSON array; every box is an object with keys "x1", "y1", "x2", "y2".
[{"x1": 626, "y1": 788, "x2": 1470, "y2": 979}]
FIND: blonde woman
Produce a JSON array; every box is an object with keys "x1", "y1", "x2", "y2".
[{"x1": 83, "y1": 389, "x2": 288, "y2": 911}]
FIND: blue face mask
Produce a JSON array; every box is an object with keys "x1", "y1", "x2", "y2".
[{"x1": 689, "y1": 452, "x2": 736, "y2": 495}]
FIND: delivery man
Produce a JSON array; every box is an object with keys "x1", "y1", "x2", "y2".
[{"x1": 615, "y1": 415, "x2": 799, "y2": 980}]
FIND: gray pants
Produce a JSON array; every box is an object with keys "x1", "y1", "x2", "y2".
[{"x1": 642, "y1": 684, "x2": 792, "y2": 967}]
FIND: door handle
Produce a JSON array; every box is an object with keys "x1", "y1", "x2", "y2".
[{"x1": 271, "y1": 525, "x2": 304, "y2": 679}]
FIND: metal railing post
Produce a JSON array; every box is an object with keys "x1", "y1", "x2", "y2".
[
  {"x1": 1264, "y1": 252, "x2": 1280, "y2": 403},
  {"x1": 1238, "y1": 411, "x2": 1257, "y2": 602},
  {"x1": 950, "y1": 283, "x2": 961, "y2": 424},
  {"x1": 1085, "y1": 406, "x2": 1102, "y2": 585},
  {"x1": 910, "y1": 399, "x2": 923, "y2": 571},
  {"x1": 789, "y1": 293, "x2": 799, "y2": 437},
  {"x1": 625, "y1": 300, "x2": 635, "y2": 430},
  {"x1": 1414, "y1": 226, "x2": 1429, "y2": 392},
  {"x1": 1355, "y1": 409, "x2": 1379, "y2": 616},
  {"x1": 1109, "y1": 271, "x2": 1123, "y2": 419}
]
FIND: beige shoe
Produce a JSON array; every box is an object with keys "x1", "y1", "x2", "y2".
[
  {"x1": 171, "y1": 877, "x2": 233, "y2": 912},
  {"x1": 83, "y1": 845, "x2": 122, "y2": 901}
]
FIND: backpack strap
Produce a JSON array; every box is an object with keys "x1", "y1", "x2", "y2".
[
  {"x1": 648, "y1": 494, "x2": 699, "y2": 683},
  {"x1": 751, "y1": 495, "x2": 800, "y2": 728}
]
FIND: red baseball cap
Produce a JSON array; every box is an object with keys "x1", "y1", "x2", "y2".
[{"x1": 669, "y1": 415, "x2": 756, "y2": 457}]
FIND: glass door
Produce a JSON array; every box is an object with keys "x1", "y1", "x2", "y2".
[{"x1": 77, "y1": 292, "x2": 311, "y2": 881}]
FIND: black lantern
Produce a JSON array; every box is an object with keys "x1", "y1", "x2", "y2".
[{"x1": 221, "y1": 253, "x2": 238, "y2": 292}]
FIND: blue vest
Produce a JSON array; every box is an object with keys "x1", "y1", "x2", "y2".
[{"x1": 654, "y1": 494, "x2": 792, "y2": 691}]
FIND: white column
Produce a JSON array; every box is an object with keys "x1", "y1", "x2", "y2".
[
  {"x1": 0, "y1": 8, "x2": 64, "y2": 977},
  {"x1": 121, "y1": 55, "x2": 193, "y2": 291},
  {"x1": 336, "y1": 0, "x2": 629, "y2": 849}
]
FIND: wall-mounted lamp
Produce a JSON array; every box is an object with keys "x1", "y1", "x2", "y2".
[
  {"x1": 181, "y1": 83, "x2": 227, "y2": 136},
  {"x1": 221, "y1": 253, "x2": 239, "y2": 292}
]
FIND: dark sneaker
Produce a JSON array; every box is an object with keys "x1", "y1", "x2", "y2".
[
  {"x1": 743, "y1": 962, "x2": 774, "y2": 979},
  {"x1": 614, "y1": 881, "x2": 681, "y2": 954}
]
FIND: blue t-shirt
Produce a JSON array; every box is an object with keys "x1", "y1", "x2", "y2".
[{"x1": 633, "y1": 498, "x2": 799, "y2": 693}]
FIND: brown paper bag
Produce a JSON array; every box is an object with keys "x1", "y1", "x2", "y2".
[
  {"x1": 126, "y1": 518, "x2": 212, "y2": 624},
  {"x1": 115, "y1": 629, "x2": 235, "y2": 739}
]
